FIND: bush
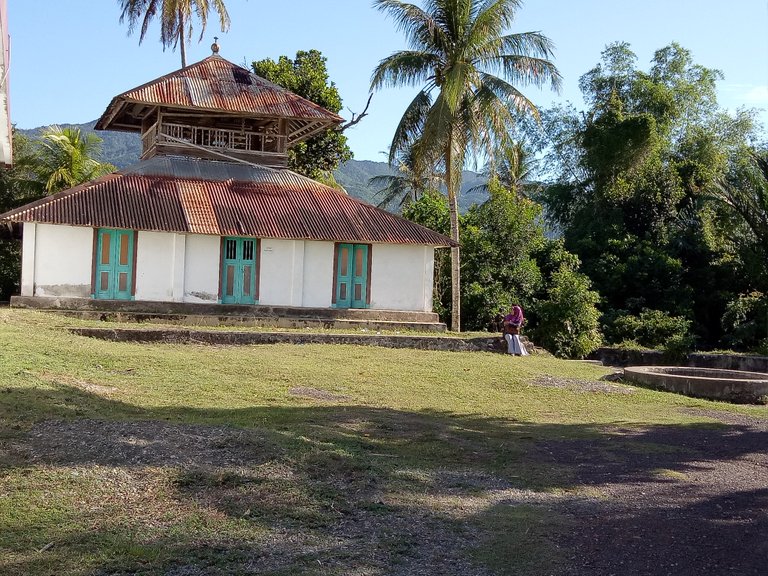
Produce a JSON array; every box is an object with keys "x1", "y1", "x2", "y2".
[
  {"x1": 531, "y1": 267, "x2": 602, "y2": 358},
  {"x1": 605, "y1": 308, "x2": 693, "y2": 353},
  {"x1": 721, "y1": 292, "x2": 768, "y2": 352}
]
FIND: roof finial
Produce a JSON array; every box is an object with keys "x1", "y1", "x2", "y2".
[{"x1": 211, "y1": 37, "x2": 220, "y2": 55}]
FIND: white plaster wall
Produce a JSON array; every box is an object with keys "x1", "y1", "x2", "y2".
[
  {"x1": 134, "y1": 231, "x2": 175, "y2": 301},
  {"x1": 20, "y1": 222, "x2": 36, "y2": 296},
  {"x1": 33, "y1": 224, "x2": 93, "y2": 297},
  {"x1": 259, "y1": 238, "x2": 301, "y2": 306},
  {"x1": 184, "y1": 234, "x2": 220, "y2": 303},
  {"x1": 302, "y1": 241, "x2": 335, "y2": 308},
  {"x1": 370, "y1": 244, "x2": 434, "y2": 312}
]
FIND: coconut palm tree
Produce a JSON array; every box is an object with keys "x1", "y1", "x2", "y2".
[
  {"x1": 35, "y1": 126, "x2": 115, "y2": 194},
  {"x1": 371, "y1": 0, "x2": 561, "y2": 330},
  {"x1": 370, "y1": 143, "x2": 441, "y2": 209},
  {"x1": 470, "y1": 139, "x2": 540, "y2": 198},
  {"x1": 118, "y1": 0, "x2": 230, "y2": 67}
]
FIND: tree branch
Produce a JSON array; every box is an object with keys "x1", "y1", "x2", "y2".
[{"x1": 339, "y1": 94, "x2": 373, "y2": 131}]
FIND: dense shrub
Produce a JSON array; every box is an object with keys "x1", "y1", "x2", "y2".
[
  {"x1": 721, "y1": 292, "x2": 768, "y2": 352},
  {"x1": 530, "y1": 266, "x2": 602, "y2": 358},
  {"x1": 605, "y1": 308, "x2": 693, "y2": 353}
]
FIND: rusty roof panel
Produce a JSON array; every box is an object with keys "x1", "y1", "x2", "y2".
[
  {"x1": 95, "y1": 56, "x2": 343, "y2": 132},
  {"x1": 0, "y1": 158, "x2": 454, "y2": 247}
]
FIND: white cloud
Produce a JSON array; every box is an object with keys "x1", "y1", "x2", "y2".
[{"x1": 743, "y1": 85, "x2": 768, "y2": 105}]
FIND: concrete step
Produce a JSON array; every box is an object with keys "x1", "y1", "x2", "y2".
[{"x1": 11, "y1": 295, "x2": 444, "y2": 330}]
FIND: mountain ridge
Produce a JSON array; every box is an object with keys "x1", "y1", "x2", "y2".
[{"x1": 17, "y1": 121, "x2": 489, "y2": 211}]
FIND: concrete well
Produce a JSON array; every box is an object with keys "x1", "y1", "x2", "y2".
[{"x1": 623, "y1": 366, "x2": 768, "y2": 404}]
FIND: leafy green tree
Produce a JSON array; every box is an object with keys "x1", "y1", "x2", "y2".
[
  {"x1": 604, "y1": 308, "x2": 693, "y2": 351},
  {"x1": 536, "y1": 42, "x2": 762, "y2": 349},
  {"x1": 35, "y1": 126, "x2": 115, "y2": 194},
  {"x1": 710, "y1": 148, "x2": 768, "y2": 260},
  {"x1": 118, "y1": 0, "x2": 230, "y2": 67},
  {"x1": 371, "y1": 0, "x2": 561, "y2": 331},
  {"x1": 532, "y1": 265, "x2": 602, "y2": 359},
  {"x1": 252, "y1": 50, "x2": 352, "y2": 181},
  {"x1": 460, "y1": 181, "x2": 545, "y2": 328},
  {"x1": 403, "y1": 184, "x2": 602, "y2": 357},
  {"x1": 468, "y1": 140, "x2": 541, "y2": 201},
  {"x1": 721, "y1": 292, "x2": 768, "y2": 352},
  {"x1": 0, "y1": 133, "x2": 46, "y2": 299},
  {"x1": 403, "y1": 190, "x2": 452, "y2": 319}
]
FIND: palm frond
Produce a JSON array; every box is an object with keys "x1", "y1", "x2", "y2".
[
  {"x1": 389, "y1": 90, "x2": 433, "y2": 163},
  {"x1": 374, "y1": 0, "x2": 449, "y2": 53},
  {"x1": 371, "y1": 51, "x2": 441, "y2": 90}
]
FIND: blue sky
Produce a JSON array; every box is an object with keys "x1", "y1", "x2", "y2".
[{"x1": 8, "y1": 0, "x2": 768, "y2": 162}]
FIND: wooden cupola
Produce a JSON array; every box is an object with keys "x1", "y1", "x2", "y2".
[{"x1": 94, "y1": 51, "x2": 343, "y2": 168}]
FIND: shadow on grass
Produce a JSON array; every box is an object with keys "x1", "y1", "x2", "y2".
[{"x1": 1, "y1": 383, "x2": 767, "y2": 575}]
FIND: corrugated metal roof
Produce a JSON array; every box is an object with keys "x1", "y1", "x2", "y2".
[
  {"x1": 0, "y1": 157, "x2": 455, "y2": 247},
  {"x1": 95, "y1": 55, "x2": 343, "y2": 131}
]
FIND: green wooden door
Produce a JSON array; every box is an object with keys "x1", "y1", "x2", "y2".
[
  {"x1": 221, "y1": 237, "x2": 257, "y2": 304},
  {"x1": 335, "y1": 243, "x2": 368, "y2": 309},
  {"x1": 94, "y1": 229, "x2": 134, "y2": 300}
]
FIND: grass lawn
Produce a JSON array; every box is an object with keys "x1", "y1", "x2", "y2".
[{"x1": 0, "y1": 309, "x2": 765, "y2": 575}]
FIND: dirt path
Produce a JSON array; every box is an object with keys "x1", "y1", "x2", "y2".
[{"x1": 538, "y1": 408, "x2": 768, "y2": 575}]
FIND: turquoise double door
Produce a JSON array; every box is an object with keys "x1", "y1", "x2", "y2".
[
  {"x1": 221, "y1": 237, "x2": 258, "y2": 304},
  {"x1": 94, "y1": 229, "x2": 135, "y2": 300},
  {"x1": 335, "y1": 243, "x2": 369, "y2": 309}
]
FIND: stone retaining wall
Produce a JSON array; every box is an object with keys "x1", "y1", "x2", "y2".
[
  {"x1": 593, "y1": 347, "x2": 768, "y2": 374},
  {"x1": 69, "y1": 327, "x2": 541, "y2": 354}
]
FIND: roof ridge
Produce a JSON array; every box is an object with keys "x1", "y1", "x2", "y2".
[{"x1": 96, "y1": 55, "x2": 343, "y2": 129}]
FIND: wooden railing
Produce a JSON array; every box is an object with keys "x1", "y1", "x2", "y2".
[{"x1": 155, "y1": 123, "x2": 287, "y2": 155}]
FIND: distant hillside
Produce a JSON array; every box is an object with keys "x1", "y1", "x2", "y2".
[
  {"x1": 334, "y1": 158, "x2": 489, "y2": 212},
  {"x1": 17, "y1": 121, "x2": 142, "y2": 170},
  {"x1": 18, "y1": 121, "x2": 489, "y2": 211}
]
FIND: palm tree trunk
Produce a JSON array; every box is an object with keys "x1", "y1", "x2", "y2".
[
  {"x1": 446, "y1": 140, "x2": 461, "y2": 332},
  {"x1": 178, "y1": 8, "x2": 187, "y2": 67}
]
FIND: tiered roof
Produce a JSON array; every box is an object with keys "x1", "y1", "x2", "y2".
[{"x1": 0, "y1": 156, "x2": 454, "y2": 246}]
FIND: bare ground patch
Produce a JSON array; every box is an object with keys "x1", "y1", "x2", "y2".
[
  {"x1": 531, "y1": 374, "x2": 636, "y2": 394},
  {"x1": 288, "y1": 386, "x2": 352, "y2": 402},
  {"x1": 530, "y1": 409, "x2": 768, "y2": 575}
]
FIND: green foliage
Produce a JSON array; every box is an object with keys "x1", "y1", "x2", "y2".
[
  {"x1": 709, "y1": 147, "x2": 768, "y2": 283},
  {"x1": 252, "y1": 50, "x2": 352, "y2": 179},
  {"x1": 0, "y1": 128, "x2": 114, "y2": 299},
  {"x1": 721, "y1": 292, "x2": 768, "y2": 352},
  {"x1": 461, "y1": 182, "x2": 545, "y2": 328},
  {"x1": 371, "y1": 0, "x2": 561, "y2": 331},
  {"x1": 35, "y1": 126, "x2": 115, "y2": 194},
  {"x1": 605, "y1": 309, "x2": 693, "y2": 354},
  {"x1": 531, "y1": 266, "x2": 602, "y2": 359},
  {"x1": 529, "y1": 239, "x2": 603, "y2": 358},
  {"x1": 370, "y1": 142, "x2": 441, "y2": 209},
  {"x1": 535, "y1": 41, "x2": 765, "y2": 350},
  {"x1": 402, "y1": 189, "x2": 451, "y2": 236},
  {"x1": 404, "y1": 184, "x2": 602, "y2": 358},
  {"x1": 403, "y1": 191, "x2": 451, "y2": 320},
  {"x1": 0, "y1": 133, "x2": 46, "y2": 300}
]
